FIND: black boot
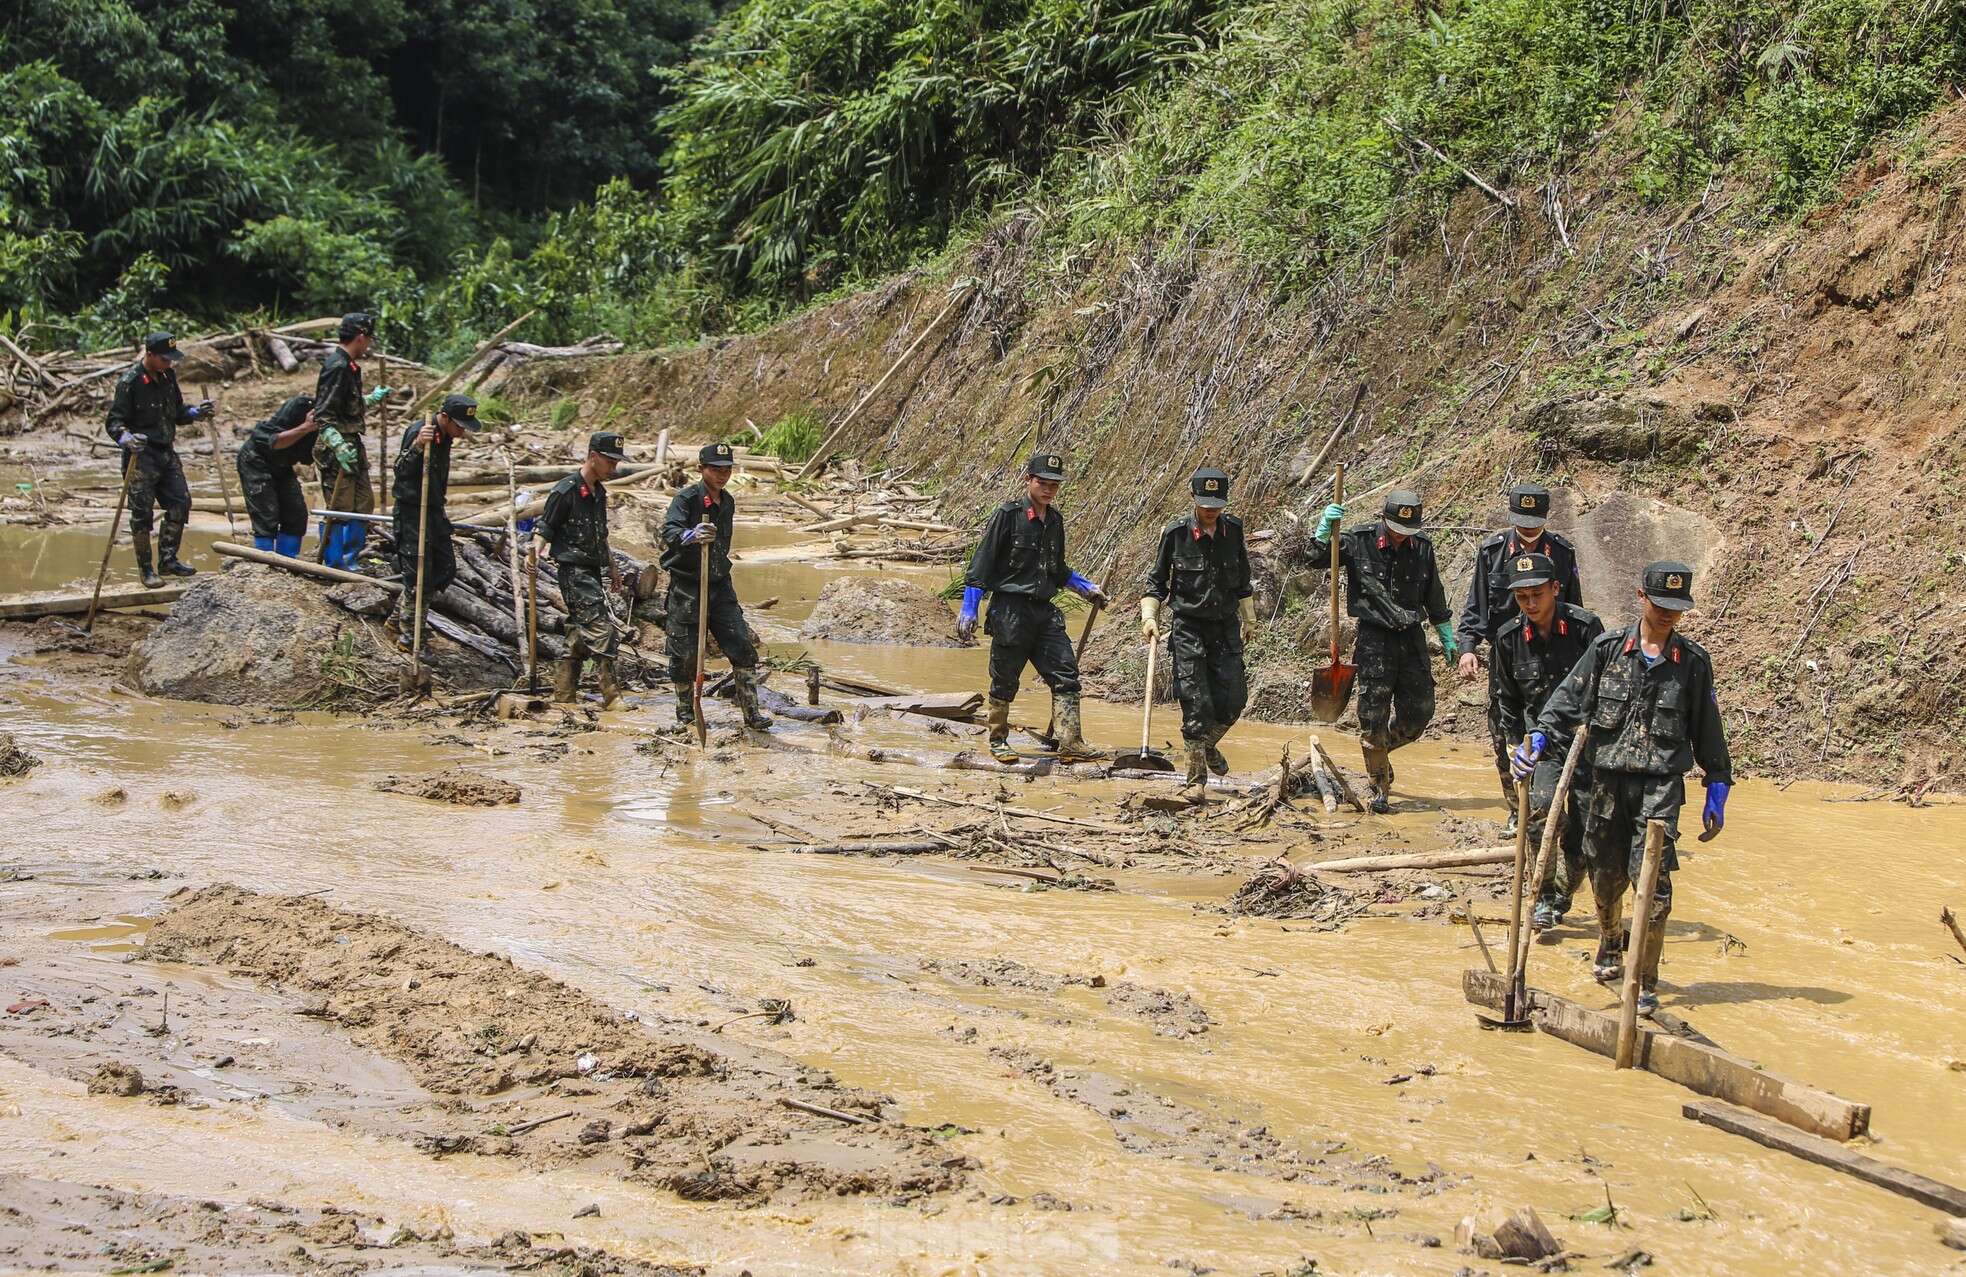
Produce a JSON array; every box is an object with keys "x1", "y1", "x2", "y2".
[
  {"x1": 133, "y1": 532, "x2": 163, "y2": 589},
  {"x1": 733, "y1": 669, "x2": 774, "y2": 730},
  {"x1": 157, "y1": 512, "x2": 196, "y2": 577}
]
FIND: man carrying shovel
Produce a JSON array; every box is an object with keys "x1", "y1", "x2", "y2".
[
  {"x1": 104, "y1": 332, "x2": 212, "y2": 588},
  {"x1": 957, "y1": 451, "x2": 1110, "y2": 763},
  {"x1": 1309, "y1": 489, "x2": 1455, "y2": 812},
  {"x1": 1142, "y1": 467, "x2": 1255, "y2": 792},
  {"x1": 661, "y1": 441, "x2": 772, "y2": 732},
  {"x1": 1490, "y1": 551, "x2": 1602, "y2": 930},
  {"x1": 391, "y1": 395, "x2": 482, "y2": 654},
  {"x1": 1518, "y1": 561, "x2": 1731, "y2": 1016},
  {"x1": 541, "y1": 432, "x2": 630, "y2": 706}
]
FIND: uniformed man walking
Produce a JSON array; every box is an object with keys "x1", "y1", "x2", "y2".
[
  {"x1": 661, "y1": 441, "x2": 772, "y2": 731},
  {"x1": 1518, "y1": 561, "x2": 1732, "y2": 1016},
  {"x1": 539, "y1": 432, "x2": 631, "y2": 707},
  {"x1": 392, "y1": 396, "x2": 483, "y2": 651},
  {"x1": 1142, "y1": 467, "x2": 1256, "y2": 791},
  {"x1": 1490, "y1": 551, "x2": 1603, "y2": 928},
  {"x1": 958, "y1": 451, "x2": 1109, "y2": 763},
  {"x1": 104, "y1": 332, "x2": 212, "y2": 588},
  {"x1": 1456, "y1": 483, "x2": 1583, "y2": 814},
  {"x1": 235, "y1": 394, "x2": 318, "y2": 558},
  {"x1": 313, "y1": 312, "x2": 391, "y2": 569},
  {"x1": 1309, "y1": 489, "x2": 1456, "y2": 811}
]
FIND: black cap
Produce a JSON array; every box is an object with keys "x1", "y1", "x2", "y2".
[
  {"x1": 1026, "y1": 451, "x2": 1067, "y2": 481},
  {"x1": 1642, "y1": 560, "x2": 1695, "y2": 612},
  {"x1": 338, "y1": 311, "x2": 375, "y2": 342},
  {"x1": 143, "y1": 332, "x2": 182, "y2": 364},
  {"x1": 439, "y1": 393, "x2": 484, "y2": 432},
  {"x1": 700, "y1": 441, "x2": 736, "y2": 467},
  {"x1": 588, "y1": 431, "x2": 627, "y2": 461},
  {"x1": 1508, "y1": 483, "x2": 1551, "y2": 530},
  {"x1": 1508, "y1": 551, "x2": 1557, "y2": 589},
  {"x1": 1191, "y1": 467, "x2": 1230, "y2": 510},
  {"x1": 1382, "y1": 489, "x2": 1423, "y2": 535}
]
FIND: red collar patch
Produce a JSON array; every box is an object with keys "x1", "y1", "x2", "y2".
[
  {"x1": 1376, "y1": 533, "x2": 1387, "y2": 551},
  {"x1": 703, "y1": 491, "x2": 719, "y2": 510},
  {"x1": 141, "y1": 374, "x2": 150, "y2": 385},
  {"x1": 579, "y1": 484, "x2": 590, "y2": 499},
  {"x1": 1026, "y1": 504, "x2": 1042, "y2": 522}
]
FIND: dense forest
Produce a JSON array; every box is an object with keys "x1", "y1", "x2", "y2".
[{"x1": 3, "y1": 0, "x2": 1961, "y2": 363}]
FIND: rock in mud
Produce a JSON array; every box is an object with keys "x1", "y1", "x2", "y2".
[
  {"x1": 1519, "y1": 389, "x2": 1727, "y2": 461},
  {"x1": 0, "y1": 733, "x2": 39, "y2": 778},
  {"x1": 1940, "y1": 1216, "x2": 1966, "y2": 1250},
  {"x1": 86, "y1": 1062, "x2": 145, "y2": 1096},
  {"x1": 1456, "y1": 1206, "x2": 1562, "y2": 1262},
  {"x1": 799, "y1": 576, "x2": 960, "y2": 647},
  {"x1": 326, "y1": 580, "x2": 395, "y2": 617},
  {"x1": 1226, "y1": 862, "x2": 1366, "y2": 929},
  {"x1": 375, "y1": 766, "x2": 522, "y2": 807}
]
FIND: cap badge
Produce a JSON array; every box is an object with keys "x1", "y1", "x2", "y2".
[
  {"x1": 1521, "y1": 494, "x2": 1538, "y2": 509},
  {"x1": 1666, "y1": 573, "x2": 1684, "y2": 589},
  {"x1": 1516, "y1": 556, "x2": 1535, "y2": 572},
  {"x1": 1204, "y1": 479, "x2": 1219, "y2": 491},
  {"x1": 1398, "y1": 506, "x2": 1414, "y2": 520},
  {"x1": 1047, "y1": 455, "x2": 1060, "y2": 469},
  {"x1": 717, "y1": 444, "x2": 730, "y2": 457}
]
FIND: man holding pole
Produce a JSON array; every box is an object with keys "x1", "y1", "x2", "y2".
[
  {"x1": 540, "y1": 432, "x2": 630, "y2": 707},
  {"x1": 1141, "y1": 467, "x2": 1256, "y2": 791},
  {"x1": 1308, "y1": 489, "x2": 1455, "y2": 812},
  {"x1": 104, "y1": 332, "x2": 212, "y2": 588},
  {"x1": 312, "y1": 312, "x2": 391, "y2": 569},
  {"x1": 1518, "y1": 561, "x2": 1731, "y2": 1016},
  {"x1": 661, "y1": 442, "x2": 772, "y2": 731},
  {"x1": 958, "y1": 451, "x2": 1110, "y2": 763},
  {"x1": 1490, "y1": 552, "x2": 1602, "y2": 930},
  {"x1": 391, "y1": 395, "x2": 482, "y2": 651}
]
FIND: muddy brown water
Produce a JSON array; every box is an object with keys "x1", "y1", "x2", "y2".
[{"x1": 2, "y1": 510, "x2": 1964, "y2": 1275}]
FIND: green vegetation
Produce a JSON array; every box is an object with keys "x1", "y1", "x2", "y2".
[{"x1": 754, "y1": 410, "x2": 822, "y2": 462}]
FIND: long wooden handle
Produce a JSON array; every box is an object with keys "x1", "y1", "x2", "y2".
[
  {"x1": 1502, "y1": 747, "x2": 1533, "y2": 1017},
  {"x1": 1516, "y1": 723, "x2": 1591, "y2": 988},
  {"x1": 411, "y1": 418, "x2": 433, "y2": 674},
  {"x1": 1328, "y1": 464, "x2": 1345, "y2": 661},
  {"x1": 1074, "y1": 601, "x2": 1102, "y2": 658},
  {"x1": 526, "y1": 543, "x2": 539, "y2": 692},
  {"x1": 1616, "y1": 819, "x2": 1669, "y2": 1069},
  {"x1": 694, "y1": 538, "x2": 711, "y2": 746},
  {"x1": 204, "y1": 413, "x2": 239, "y2": 538},
  {"x1": 85, "y1": 450, "x2": 141, "y2": 633},
  {"x1": 1139, "y1": 641, "x2": 1159, "y2": 752}
]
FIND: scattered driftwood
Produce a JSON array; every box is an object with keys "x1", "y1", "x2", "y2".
[
  {"x1": 0, "y1": 586, "x2": 187, "y2": 620},
  {"x1": 1942, "y1": 907, "x2": 1966, "y2": 960},
  {"x1": 1298, "y1": 845, "x2": 1512, "y2": 875},
  {"x1": 864, "y1": 781, "x2": 1129, "y2": 834},
  {"x1": 1683, "y1": 1100, "x2": 1966, "y2": 1215}
]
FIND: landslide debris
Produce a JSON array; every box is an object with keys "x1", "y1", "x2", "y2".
[
  {"x1": 376, "y1": 766, "x2": 522, "y2": 806},
  {"x1": 0, "y1": 733, "x2": 39, "y2": 778},
  {"x1": 142, "y1": 885, "x2": 970, "y2": 1204},
  {"x1": 799, "y1": 575, "x2": 960, "y2": 647}
]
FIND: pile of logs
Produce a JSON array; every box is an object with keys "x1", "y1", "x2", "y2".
[{"x1": 779, "y1": 480, "x2": 970, "y2": 563}]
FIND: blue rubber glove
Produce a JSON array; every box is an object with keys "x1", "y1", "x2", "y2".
[
  {"x1": 956, "y1": 586, "x2": 983, "y2": 644},
  {"x1": 1066, "y1": 571, "x2": 1108, "y2": 607},
  {"x1": 116, "y1": 430, "x2": 147, "y2": 450},
  {"x1": 1315, "y1": 503, "x2": 1344, "y2": 542},
  {"x1": 184, "y1": 401, "x2": 212, "y2": 420},
  {"x1": 1435, "y1": 621, "x2": 1459, "y2": 660},
  {"x1": 1702, "y1": 781, "x2": 1729, "y2": 836},
  {"x1": 1510, "y1": 731, "x2": 1546, "y2": 781},
  {"x1": 681, "y1": 521, "x2": 716, "y2": 544}
]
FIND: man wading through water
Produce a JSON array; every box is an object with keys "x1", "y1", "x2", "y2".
[
  {"x1": 1518, "y1": 561, "x2": 1732, "y2": 1016},
  {"x1": 958, "y1": 451, "x2": 1110, "y2": 762},
  {"x1": 1142, "y1": 467, "x2": 1256, "y2": 793},
  {"x1": 539, "y1": 433, "x2": 631, "y2": 706},
  {"x1": 661, "y1": 442, "x2": 772, "y2": 732},
  {"x1": 104, "y1": 332, "x2": 212, "y2": 588},
  {"x1": 1309, "y1": 489, "x2": 1456, "y2": 812}
]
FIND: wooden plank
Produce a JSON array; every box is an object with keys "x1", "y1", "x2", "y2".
[
  {"x1": 1302, "y1": 845, "x2": 1513, "y2": 875},
  {"x1": 1464, "y1": 970, "x2": 1869, "y2": 1141},
  {"x1": 850, "y1": 692, "x2": 984, "y2": 721},
  {"x1": 0, "y1": 587, "x2": 187, "y2": 620},
  {"x1": 1683, "y1": 1100, "x2": 1966, "y2": 1216}
]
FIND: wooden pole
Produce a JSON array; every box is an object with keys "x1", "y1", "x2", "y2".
[
  {"x1": 1517, "y1": 724, "x2": 1590, "y2": 993},
  {"x1": 693, "y1": 539, "x2": 710, "y2": 746},
  {"x1": 1503, "y1": 761, "x2": 1533, "y2": 1022},
  {"x1": 211, "y1": 539, "x2": 402, "y2": 589},
  {"x1": 376, "y1": 404, "x2": 390, "y2": 516},
  {"x1": 502, "y1": 454, "x2": 526, "y2": 645},
  {"x1": 202, "y1": 403, "x2": 240, "y2": 538},
  {"x1": 1617, "y1": 819, "x2": 1669, "y2": 1069},
  {"x1": 1327, "y1": 464, "x2": 1344, "y2": 662},
  {"x1": 85, "y1": 450, "x2": 141, "y2": 633},
  {"x1": 526, "y1": 542, "x2": 540, "y2": 695},
  {"x1": 409, "y1": 418, "x2": 434, "y2": 694},
  {"x1": 1297, "y1": 844, "x2": 1514, "y2": 875},
  {"x1": 800, "y1": 287, "x2": 967, "y2": 480}
]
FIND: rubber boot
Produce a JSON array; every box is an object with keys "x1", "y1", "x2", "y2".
[
  {"x1": 1635, "y1": 898, "x2": 1670, "y2": 1010},
  {"x1": 986, "y1": 696, "x2": 1017, "y2": 763},
  {"x1": 551, "y1": 657, "x2": 580, "y2": 704},
  {"x1": 733, "y1": 668, "x2": 774, "y2": 730},
  {"x1": 1592, "y1": 894, "x2": 1625, "y2": 983},
  {"x1": 133, "y1": 532, "x2": 163, "y2": 589},
  {"x1": 1181, "y1": 738, "x2": 1210, "y2": 802},
  {"x1": 275, "y1": 532, "x2": 302, "y2": 558},
  {"x1": 1203, "y1": 723, "x2": 1230, "y2": 776},
  {"x1": 157, "y1": 512, "x2": 196, "y2": 577},
  {"x1": 340, "y1": 523, "x2": 368, "y2": 569},
  {"x1": 253, "y1": 534, "x2": 276, "y2": 552},
  {"x1": 1052, "y1": 694, "x2": 1101, "y2": 762},
  {"x1": 1361, "y1": 743, "x2": 1394, "y2": 814}
]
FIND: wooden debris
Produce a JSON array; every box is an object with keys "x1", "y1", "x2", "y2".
[
  {"x1": 1942, "y1": 907, "x2": 1966, "y2": 960},
  {"x1": 864, "y1": 782, "x2": 1129, "y2": 833},
  {"x1": 1684, "y1": 1100, "x2": 1966, "y2": 1215},
  {"x1": 0, "y1": 586, "x2": 187, "y2": 621},
  {"x1": 1298, "y1": 845, "x2": 1512, "y2": 875}
]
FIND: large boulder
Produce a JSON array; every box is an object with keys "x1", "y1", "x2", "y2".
[{"x1": 799, "y1": 576, "x2": 961, "y2": 647}]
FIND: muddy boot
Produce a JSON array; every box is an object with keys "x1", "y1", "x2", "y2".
[
  {"x1": 551, "y1": 657, "x2": 580, "y2": 704},
  {"x1": 1361, "y1": 744, "x2": 1394, "y2": 814},
  {"x1": 1181, "y1": 739, "x2": 1210, "y2": 801},
  {"x1": 1052, "y1": 694, "x2": 1102, "y2": 762},
  {"x1": 595, "y1": 657, "x2": 621, "y2": 709},
  {"x1": 1203, "y1": 723, "x2": 1230, "y2": 776},
  {"x1": 675, "y1": 696, "x2": 695, "y2": 728},
  {"x1": 157, "y1": 512, "x2": 196, "y2": 577},
  {"x1": 1591, "y1": 896, "x2": 1625, "y2": 983},
  {"x1": 986, "y1": 696, "x2": 1018, "y2": 763},
  {"x1": 1635, "y1": 902, "x2": 1669, "y2": 1011},
  {"x1": 733, "y1": 668, "x2": 774, "y2": 730},
  {"x1": 133, "y1": 532, "x2": 163, "y2": 589}
]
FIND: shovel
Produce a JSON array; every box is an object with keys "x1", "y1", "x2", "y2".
[
  {"x1": 1308, "y1": 463, "x2": 1356, "y2": 722},
  {"x1": 399, "y1": 417, "x2": 435, "y2": 698},
  {"x1": 1113, "y1": 639, "x2": 1176, "y2": 772},
  {"x1": 1477, "y1": 754, "x2": 1536, "y2": 1032},
  {"x1": 1032, "y1": 598, "x2": 1103, "y2": 750},
  {"x1": 692, "y1": 538, "x2": 710, "y2": 748}
]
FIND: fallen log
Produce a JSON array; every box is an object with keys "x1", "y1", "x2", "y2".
[
  {"x1": 865, "y1": 781, "x2": 1129, "y2": 833},
  {"x1": 1464, "y1": 970, "x2": 1869, "y2": 1141},
  {"x1": 212, "y1": 540, "x2": 403, "y2": 591},
  {"x1": 0, "y1": 586, "x2": 187, "y2": 620},
  {"x1": 1300, "y1": 845, "x2": 1513, "y2": 874},
  {"x1": 756, "y1": 684, "x2": 842, "y2": 724},
  {"x1": 406, "y1": 311, "x2": 536, "y2": 419},
  {"x1": 1683, "y1": 1100, "x2": 1966, "y2": 1216},
  {"x1": 848, "y1": 692, "x2": 984, "y2": 721},
  {"x1": 787, "y1": 840, "x2": 953, "y2": 856},
  {"x1": 1308, "y1": 734, "x2": 1366, "y2": 811},
  {"x1": 265, "y1": 335, "x2": 300, "y2": 373}
]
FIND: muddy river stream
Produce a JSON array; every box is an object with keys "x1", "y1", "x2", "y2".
[{"x1": 2, "y1": 506, "x2": 1964, "y2": 1275}]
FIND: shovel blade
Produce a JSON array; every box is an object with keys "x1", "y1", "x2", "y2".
[
  {"x1": 1114, "y1": 750, "x2": 1177, "y2": 773},
  {"x1": 1308, "y1": 662, "x2": 1357, "y2": 723}
]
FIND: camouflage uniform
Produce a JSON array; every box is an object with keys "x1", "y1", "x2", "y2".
[
  {"x1": 391, "y1": 418, "x2": 458, "y2": 640},
  {"x1": 104, "y1": 360, "x2": 196, "y2": 579},
  {"x1": 312, "y1": 345, "x2": 374, "y2": 536},
  {"x1": 1492, "y1": 598, "x2": 1603, "y2": 917},
  {"x1": 661, "y1": 476, "x2": 766, "y2": 727},
  {"x1": 1459, "y1": 524, "x2": 1583, "y2": 803},
  {"x1": 539, "y1": 471, "x2": 618, "y2": 662},
  {"x1": 236, "y1": 394, "x2": 315, "y2": 548},
  {"x1": 1143, "y1": 513, "x2": 1252, "y2": 749}
]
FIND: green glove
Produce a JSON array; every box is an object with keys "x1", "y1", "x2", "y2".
[
  {"x1": 364, "y1": 385, "x2": 392, "y2": 406},
  {"x1": 1315, "y1": 502, "x2": 1344, "y2": 542},
  {"x1": 1435, "y1": 621, "x2": 1458, "y2": 660},
  {"x1": 334, "y1": 441, "x2": 359, "y2": 470}
]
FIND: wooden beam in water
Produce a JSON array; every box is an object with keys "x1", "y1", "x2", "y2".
[
  {"x1": 1683, "y1": 1100, "x2": 1966, "y2": 1216},
  {"x1": 1463, "y1": 969, "x2": 1869, "y2": 1141},
  {"x1": 0, "y1": 586, "x2": 187, "y2": 620}
]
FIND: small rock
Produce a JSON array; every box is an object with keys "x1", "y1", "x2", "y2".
[
  {"x1": 578, "y1": 1119, "x2": 611, "y2": 1145},
  {"x1": 1939, "y1": 1216, "x2": 1966, "y2": 1251},
  {"x1": 87, "y1": 1062, "x2": 145, "y2": 1096},
  {"x1": 296, "y1": 995, "x2": 331, "y2": 1017},
  {"x1": 1457, "y1": 1206, "x2": 1562, "y2": 1262},
  {"x1": 572, "y1": 1203, "x2": 601, "y2": 1219},
  {"x1": 576, "y1": 1051, "x2": 598, "y2": 1073},
  {"x1": 1604, "y1": 1248, "x2": 1653, "y2": 1270},
  {"x1": 211, "y1": 1055, "x2": 235, "y2": 1069}
]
